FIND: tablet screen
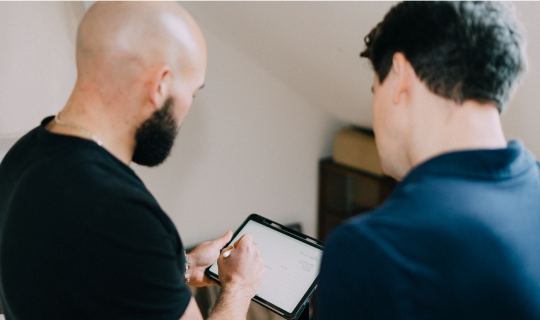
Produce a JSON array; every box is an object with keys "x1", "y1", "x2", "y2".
[{"x1": 208, "y1": 220, "x2": 323, "y2": 313}]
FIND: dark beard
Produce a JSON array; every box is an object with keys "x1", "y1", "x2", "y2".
[{"x1": 132, "y1": 97, "x2": 178, "y2": 167}]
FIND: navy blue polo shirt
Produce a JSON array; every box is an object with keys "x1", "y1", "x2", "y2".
[{"x1": 317, "y1": 141, "x2": 540, "y2": 320}]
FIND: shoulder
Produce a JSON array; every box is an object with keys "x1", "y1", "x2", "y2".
[
  {"x1": 9, "y1": 139, "x2": 177, "y2": 248},
  {"x1": 317, "y1": 211, "x2": 406, "y2": 319},
  {"x1": 0, "y1": 130, "x2": 191, "y2": 318}
]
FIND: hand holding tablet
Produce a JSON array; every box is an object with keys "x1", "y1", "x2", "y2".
[{"x1": 184, "y1": 230, "x2": 233, "y2": 287}]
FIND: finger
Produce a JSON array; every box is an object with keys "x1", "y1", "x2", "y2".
[
  {"x1": 213, "y1": 230, "x2": 233, "y2": 249},
  {"x1": 233, "y1": 234, "x2": 246, "y2": 249},
  {"x1": 222, "y1": 246, "x2": 233, "y2": 255},
  {"x1": 221, "y1": 245, "x2": 233, "y2": 257},
  {"x1": 234, "y1": 233, "x2": 252, "y2": 249}
]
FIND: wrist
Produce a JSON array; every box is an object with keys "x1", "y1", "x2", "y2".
[
  {"x1": 209, "y1": 284, "x2": 252, "y2": 319},
  {"x1": 223, "y1": 282, "x2": 252, "y2": 301},
  {"x1": 184, "y1": 251, "x2": 191, "y2": 284}
]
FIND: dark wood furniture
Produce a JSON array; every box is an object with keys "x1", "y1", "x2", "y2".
[{"x1": 317, "y1": 158, "x2": 397, "y2": 241}]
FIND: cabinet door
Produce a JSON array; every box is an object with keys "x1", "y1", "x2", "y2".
[{"x1": 318, "y1": 159, "x2": 396, "y2": 240}]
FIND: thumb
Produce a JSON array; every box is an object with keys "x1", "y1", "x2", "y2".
[{"x1": 213, "y1": 230, "x2": 233, "y2": 249}]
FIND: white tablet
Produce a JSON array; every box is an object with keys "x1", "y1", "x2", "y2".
[{"x1": 205, "y1": 214, "x2": 324, "y2": 319}]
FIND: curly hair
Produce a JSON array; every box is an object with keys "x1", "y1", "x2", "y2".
[{"x1": 360, "y1": 1, "x2": 527, "y2": 113}]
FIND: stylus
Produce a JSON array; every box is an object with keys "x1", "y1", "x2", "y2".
[{"x1": 223, "y1": 248, "x2": 234, "y2": 258}]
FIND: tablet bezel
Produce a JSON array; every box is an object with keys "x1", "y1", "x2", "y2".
[{"x1": 204, "y1": 213, "x2": 324, "y2": 319}]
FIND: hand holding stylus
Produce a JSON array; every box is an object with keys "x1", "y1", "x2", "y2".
[
  {"x1": 222, "y1": 233, "x2": 249, "y2": 258},
  {"x1": 223, "y1": 248, "x2": 233, "y2": 258},
  {"x1": 217, "y1": 233, "x2": 265, "y2": 300}
]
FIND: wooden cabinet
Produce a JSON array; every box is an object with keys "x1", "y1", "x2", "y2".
[{"x1": 317, "y1": 158, "x2": 397, "y2": 241}]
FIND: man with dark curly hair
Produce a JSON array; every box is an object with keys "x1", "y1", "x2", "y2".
[{"x1": 318, "y1": 2, "x2": 540, "y2": 319}]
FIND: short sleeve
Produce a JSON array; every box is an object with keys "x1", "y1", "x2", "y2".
[{"x1": 55, "y1": 190, "x2": 191, "y2": 320}]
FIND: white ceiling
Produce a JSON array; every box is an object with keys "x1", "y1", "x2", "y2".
[
  {"x1": 181, "y1": 1, "x2": 397, "y2": 127},
  {"x1": 12, "y1": 1, "x2": 534, "y2": 136}
]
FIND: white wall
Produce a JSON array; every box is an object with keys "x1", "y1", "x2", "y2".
[
  {"x1": 129, "y1": 2, "x2": 540, "y2": 247},
  {"x1": 0, "y1": 2, "x2": 342, "y2": 248},
  {"x1": 131, "y1": 26, "x2": 342, "y2": 247},
  {"x1": 501, "y1": 2, "x2": 540, "y2": 158},
  {"x1": 2, "y1": 2, "x2": 540, "y2": 247},
  {"x1": 0, "y1": 138, "x2": 17, "y2": 162},
  {"x1": 0, "y1": 2, "x2": 81, "y2": 139},
  {"x1": 177, "y1": 2, "x2": 540, "y2": 160}
]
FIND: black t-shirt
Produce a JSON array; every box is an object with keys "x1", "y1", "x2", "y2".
[{"x1": 0, "y1": 117, "x2": 191, "y2": 319}]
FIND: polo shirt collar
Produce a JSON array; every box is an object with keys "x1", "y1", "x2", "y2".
[{"x1": 403, "y1": 140, "x2": 537, "y2": 182}]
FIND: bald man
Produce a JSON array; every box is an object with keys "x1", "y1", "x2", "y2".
[{"x1": 0, "y1": 2, "x2": 264, "y2": 320}]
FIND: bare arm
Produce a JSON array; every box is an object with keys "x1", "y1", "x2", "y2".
[
  {"x1": 180, "y1": 233, "x2": 265, "y2": 320},
  {"x1": 178, "y1": 284, "x2": 256, "y2": 320},
  {"x1": 207, "y1": 284, "x2": 252, "y2": 319},
  {"x1": 179, "y1": 297, "x2": 204, "y2": 320},
  {"x1": 209, "y1": 234, "x2": 265, "y2": 319}
]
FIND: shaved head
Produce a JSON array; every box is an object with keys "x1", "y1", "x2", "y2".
[
  {"x1": 76, "y1": 1, "x2": 206, "y2": 87},
  {"x1": 52, "y1": 1, "x2": 208, "y2": 166}
]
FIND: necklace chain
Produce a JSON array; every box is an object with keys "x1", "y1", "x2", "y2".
[{"x1": 54, "y1": 113, "x2": 103, "y2": 146}]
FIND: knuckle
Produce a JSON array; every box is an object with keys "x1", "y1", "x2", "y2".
[{"x1": 239, "y1": 245, "x2": 249, "y2": 254}]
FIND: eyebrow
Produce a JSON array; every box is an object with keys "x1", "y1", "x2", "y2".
[{"x1": 371, "y1": 86, "x2": 374, "y2": 93}]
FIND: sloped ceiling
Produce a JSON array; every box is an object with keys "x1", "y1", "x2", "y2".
[
  {"x1": 181, "y1": 1, "x2": 397, "y2": 128},
  {"x1": 78, "y1": 1, "x2": 540, "y2": 135}
]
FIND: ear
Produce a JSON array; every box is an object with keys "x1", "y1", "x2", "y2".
[
  {"x1": 150, "y1": 65, "x2": 172, "y2": 109},
  {"x1": 390, "y1": 52, "x2": 415, "y2": 105}
]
